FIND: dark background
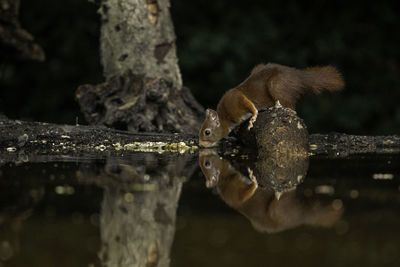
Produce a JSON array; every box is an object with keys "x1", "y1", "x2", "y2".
[{"x1": 1, "y1": 0, "x2": 399, "y2": 134}]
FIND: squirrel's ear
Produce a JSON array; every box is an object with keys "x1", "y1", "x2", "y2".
[{"x1": 206, "y1": 109, "x2": 220, "y2": 127}]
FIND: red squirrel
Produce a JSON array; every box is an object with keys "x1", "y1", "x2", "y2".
[
  {"x1": 199, "y1": 149, "x2": 258, "y2": 205},
  {"x1": 199, "y1": 63, "x2": 344, "y2": 147},
  {"x1": 199, "y1": 150, "x2": 343, "y2": 233}
]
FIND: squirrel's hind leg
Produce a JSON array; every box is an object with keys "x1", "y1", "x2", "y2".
[
  {"x1": 248, "y1": 110, "x2": 258, "y2": 130},
  {"x1": 241, "y1": 95, "x2": 258, "y2": 130}
]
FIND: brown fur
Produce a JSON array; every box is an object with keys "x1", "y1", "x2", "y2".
[
  {"x1": 199, "y1": 151, "x2": 344, "y2": 233},
  {"x1": 235, "y1": 63, "x2": 344, "y2": 110},
  {"x1": 199, "y1": 150, "x2": 258, "y2": 206},
  {"x1": 199, "y1": 63, "x2": 344, "y2": 147}
]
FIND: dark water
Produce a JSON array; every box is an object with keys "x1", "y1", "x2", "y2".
[{"x1": 0, "y1": 151, "x2": 399, "y2": 267}]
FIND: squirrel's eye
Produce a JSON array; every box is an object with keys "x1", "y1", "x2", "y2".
[
  {"x1": 204, "y1": 161, "x2": 211, "y2": 168},
  {"x1": 204, "y1": 129, "x2": 211, "y2": 136}
]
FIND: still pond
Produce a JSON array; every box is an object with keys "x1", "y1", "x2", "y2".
[{"x1": 0, "y1": 151, "x2": 399, "y2": 267}]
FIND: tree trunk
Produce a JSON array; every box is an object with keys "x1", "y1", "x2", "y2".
[
  {"x1": 76, "y1": 0, "x2": 203, "y2": 134},
  {"x1": 99, "y1": 0, "x2": 182, "y2": 89}
]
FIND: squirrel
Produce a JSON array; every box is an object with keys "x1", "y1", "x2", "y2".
[
  {"x1": 199, "y1": 63, "x2": 344, "y2": 147},
  {"x1": 199, "y1": 150, "x2": 343, "y2": 233},
  {"x1": 199, "y1": 149, "x2": 259, "y2": 205}
]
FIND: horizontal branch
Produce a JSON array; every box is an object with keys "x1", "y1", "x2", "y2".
[
  {"x1": 309, "y1": 133, "x2": 400, "y2": 156},
  {"x1": 1, "y1": 118, "x2": 400, "y2": 164},
  {"x1": 0, "y1": 118, "x2": 198, "y2": 164}
]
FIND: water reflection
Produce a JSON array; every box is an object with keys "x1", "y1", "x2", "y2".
[
  {"x1": 0, "y1": 153, "x2": 197, "y2": 267},
  {"x1": 77, "y1": 154, "x2": 197, "y2": 267},
  {"x1": 199, "y1": 149, "x2": 343, "y2": 233},
  {"x1": 1, "y1": 152, "x2": 400, "y2": 266},
  {"x1": 0, "y1": 174, "x2": 45, "y2": 263}
]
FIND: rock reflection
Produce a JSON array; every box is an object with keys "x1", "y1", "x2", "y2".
[
  {"x1": 199, "y1": 150, "x2": 343, "y2": 233},
  {"x1": 78, "y1": 153, "x2": 197, "y2": 267}
]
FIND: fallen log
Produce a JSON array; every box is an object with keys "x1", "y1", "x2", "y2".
[
  {"x1": 234, "y1": 103, "x2": 400, "y2": 157},
  {"x1": 1, "y1": 114, "x2": 400, "y2": 165}
]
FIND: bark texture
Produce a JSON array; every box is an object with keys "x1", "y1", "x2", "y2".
[
  {"x1": 309, "y1": 133, "x2": 400, "y2": 157},
  {"x1": 234, "y1": 105, "x2": 309, "y2": 192},
  {"x1": 234, "y1": 105, "x2": 400, "y2": 157},
  {"x1": 0, "y1": 117, "x2": 199, "y2": 166},
  {"x1": 76, "y1": 71, "x2": 203, "y2": 133},
  {"x1": 235, "y1": 104, "x2": 309, "y2": 155},
  {"x1": 0, "y1": 0, "x2": 45, "y2": 61},
  {"x1": 99, "y1": 0, "x2": 181, "y2": 88},
  {"x1": 77, "y1": 0, "x2": 204, "y2": 133}
]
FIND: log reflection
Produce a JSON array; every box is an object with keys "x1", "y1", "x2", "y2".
[{"x1": 199, "y1": 150, "x2": 343, "y2": 233}]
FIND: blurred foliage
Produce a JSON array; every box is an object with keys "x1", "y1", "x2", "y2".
[
  {"x1": 1, "y1": 0, "x2": 399, "y2": 134},
  {"x1": 172, "y1": 0, "x2": 400, "y2": 134},
  {"x1": 0, "y1": 0, "x2": 102, "y2": 124}
]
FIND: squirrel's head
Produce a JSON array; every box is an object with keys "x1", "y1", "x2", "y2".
[
  {"x1": 199, "y1": 109, "x2": 228, "y2": 147},
  {"x1": 199, "y1": 149, "x2": 222, "y2": 188}
]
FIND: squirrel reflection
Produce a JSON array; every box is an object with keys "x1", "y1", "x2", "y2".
[{"x1": 199, "y1": 150, "x2": 343, "y2": 233}]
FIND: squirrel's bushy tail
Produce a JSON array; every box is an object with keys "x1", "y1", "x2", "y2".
[{"x1": 303, "y1": 66, "x2": 344, "y2": 94}]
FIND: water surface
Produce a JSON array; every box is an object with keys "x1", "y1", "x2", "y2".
[{"x1": 0, "y1": 152, "x2": 399, "y2": 267}]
